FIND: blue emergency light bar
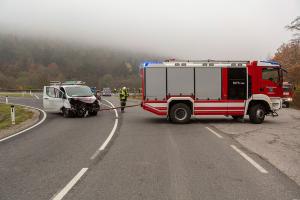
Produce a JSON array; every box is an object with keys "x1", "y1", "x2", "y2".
[
  {"x1": 260, "y1": 60, "x2": 280, "y2": 66},
  {"x1": 142, "y1": 61, "x2": 163, "y2": 67}
]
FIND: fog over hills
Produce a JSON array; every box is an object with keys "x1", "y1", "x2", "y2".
[
  {"x1": 0, "y1": 0, "x2": 299, "y2": 89},
  {"x1": 1, "y1": 0, "x2": 299, "y2": 59}
]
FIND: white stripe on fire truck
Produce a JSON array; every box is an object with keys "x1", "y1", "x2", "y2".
[
  {"x1": 195, "y1": 110, "x2": 244, "y2": 112},
  {"x1": 146, "y1": 103, "x2": 167, "y2": 107},
  {"x1": 194, "y1": 103, "x2": 245, "y2": 107}
]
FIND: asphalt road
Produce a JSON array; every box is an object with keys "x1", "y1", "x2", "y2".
[{"x1": 1, "y1": 96, "x2": 300, "y2": 200}]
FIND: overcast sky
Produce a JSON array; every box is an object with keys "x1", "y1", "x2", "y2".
[{"x1": 0, "y1": 0, "x2": 299, "y2": 60}]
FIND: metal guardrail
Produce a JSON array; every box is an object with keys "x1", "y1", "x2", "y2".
[{"x1": 0, "y1": 89, "x2": 43, "y2": 92}]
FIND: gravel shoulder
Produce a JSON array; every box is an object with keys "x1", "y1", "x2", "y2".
[
  {"x1": 0, "y1": 107, "x2": 40, "y2": 140},
  {"x1": 209, "y1": 108, "x2": 300, "y2": 186}
]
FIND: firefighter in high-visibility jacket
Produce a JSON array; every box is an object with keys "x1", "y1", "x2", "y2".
[{"x1": 119, "y1": 87, "x2": 129, "y2": 113}]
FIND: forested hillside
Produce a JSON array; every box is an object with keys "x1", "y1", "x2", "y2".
[
  {"x1": 0, "y1": 34, "x2": 157, "y2": 89},
  {"x1": 274, "y1": 41, "x2": 300, "y2": 84},
  {"x1": 274, "y1": 16, "x2": 300, "y2": 85}
]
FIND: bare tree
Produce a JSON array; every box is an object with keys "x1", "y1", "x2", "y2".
[{"x1": 286, "y1": 16, "x2": 300, "y2": 43}]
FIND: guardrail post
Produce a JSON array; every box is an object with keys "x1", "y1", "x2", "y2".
[
  {"x1": 11, "y1": 105, "x2": 15, "y2": 125},
  {"x1": 5, "y1": 96, "x2": 8, "y2": 104}
]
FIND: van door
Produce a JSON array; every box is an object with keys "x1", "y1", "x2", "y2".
[{"x1": 43, "y1": 86, "x2": 64, "y2": 112}]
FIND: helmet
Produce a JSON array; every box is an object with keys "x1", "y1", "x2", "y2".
[{"x1": 122, "y1": 87, "x2": 126, "y2": 90}]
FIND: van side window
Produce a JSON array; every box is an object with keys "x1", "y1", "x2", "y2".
[
  {"x1": 46, "y1": 87, "x2": 56, "y2": 98},
  {"x1": 46, "y1": 87, "x2": 62, "y2": 98},
  {"x1": 54, "y1": 88, "x2": 61, "y2": 98}
]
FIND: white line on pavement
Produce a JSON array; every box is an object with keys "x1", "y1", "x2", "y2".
[
  {"x1": 205, "y1": 127, "x2": 223, "y2": 138},
  {"x1": 51, "y1": 168, "x2": 88, "y2": 200},
  {"x1": 34, "y1": 94, "x2": 40, "y2": 99},
  {"x1": 230, "y1": 145, "x2": 268, "y2": 174},
  {"x1": 90, "y1": 99, "x2": 119, "y2": 160},
  {"x1": 104, "y1": 99, "x2": 119, "y2": 118},
  {"x1": 0, "y1": 104, "x2": 47, "y2": 142},
  {"x1": 99, "y1": 101, "x2": 112, "y2": 108}
]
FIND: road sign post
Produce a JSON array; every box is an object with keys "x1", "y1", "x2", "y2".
[{"x1": 11, "y1": 105, "x2": 15, "y2": 125}]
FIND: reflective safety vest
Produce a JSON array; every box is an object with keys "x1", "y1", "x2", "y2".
[{"x1": 119, "y1": 88, "x2": 129, "y2": 100}]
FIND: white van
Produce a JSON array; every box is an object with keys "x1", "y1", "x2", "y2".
[{"x1": 43, "y1": 82, "x2": 100, "y2": 117}]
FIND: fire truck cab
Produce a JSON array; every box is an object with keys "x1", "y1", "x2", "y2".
[{"x1": 141, "y1": 60, "x2": 284, "y2": 124}]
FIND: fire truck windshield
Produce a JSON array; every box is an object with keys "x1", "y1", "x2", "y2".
[{"x1": 262, "y1": 68, "x2": 280, "y2": 83}]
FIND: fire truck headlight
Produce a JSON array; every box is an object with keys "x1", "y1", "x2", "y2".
[{"x1": 287, "y1": 98, "x2": 293, "y2": 102}]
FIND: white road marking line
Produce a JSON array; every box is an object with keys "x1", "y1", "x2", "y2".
[
  {"x1": 51, "y1": 168, "x2": 88, "y2": 200},
  {"x1": 104, "y1": 99, "x2": 119, "y2": 118},
  {"x1": 205, "y1": 127, "x2": 223, "y2": 138},
  {"x1": 34, "y1": 94, "x2": 39, "y2": 99},
  {"x1": 99, "y1": 101, "x2": 112, "y2": 108},
  {"x1": 0, "y1": 104, "x2": 47, "y2": 142},
  {"x1": 90, "y1": 99, "x2": 119, "y2": 160},
  {"x1": 230, "y1": 145, "x2": 268, "y2": 174},
  {"x1": 99, "y1": 118, "x2": 118, "y2": 151},
  {"x1": 90, "y1": 149, "x2": 101, "y2": 160}
]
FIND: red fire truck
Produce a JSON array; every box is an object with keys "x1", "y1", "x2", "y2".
[
  {"x1": 282, "y1": 82, "x2": 294, "y2": 108},
  {"x1": 140, "y1": 60, "x2": 284, "y2": 124}
]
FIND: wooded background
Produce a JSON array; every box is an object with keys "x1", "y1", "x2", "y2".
[
  {"x1": 0, "y1": 34, "x2": 159, "y2": 90},
  {"x1": 0, "y1": 17, "x2": 299, "y2": 90}
]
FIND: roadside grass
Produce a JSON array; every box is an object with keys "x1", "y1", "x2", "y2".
[
  {"x1": 0, "y1": 92, "x2": 33, "y2": 98},
  {"x1": 0, "y1": 104, "x2": 34, "y2": 130}
]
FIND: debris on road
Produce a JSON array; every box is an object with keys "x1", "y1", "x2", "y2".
[{"x1": 99, "y1": 104, "x2": 140, "y2": 112}]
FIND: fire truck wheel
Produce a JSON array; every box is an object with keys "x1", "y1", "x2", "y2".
[
  {"x1": 249, "y1": 104, "x2": 265, "y2": 124},
  {"x1": 169, "y1": 103, "x2": 191, "y2": 124},
  {"x1": 283, "y1": 102, "x2": 290, "y2": 108}
]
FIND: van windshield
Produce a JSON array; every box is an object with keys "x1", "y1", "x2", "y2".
[{"x1": 65, "y1": 86, "x2": 93, "y2": 97}]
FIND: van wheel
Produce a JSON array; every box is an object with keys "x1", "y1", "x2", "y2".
[
  {"x1": 89, "y1": 111, "x2": 98, "y2": 116},
  {"x1": 169, "y1": 103, "x2": 191, "y2": 124},
  {"x1": 231, "y1": 115, "x2": 243, "y2": 120},
  {"x1": 249, "y1": 104, "x2": 265, "y2": 124},
  {"x1": 62, "y1": 108, "x2": 70, "y2": 118}
]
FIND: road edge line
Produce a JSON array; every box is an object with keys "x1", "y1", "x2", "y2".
[
  {"x1": 90, "y1": 99, "x2": 118, "y2": 160},
  {"x1": 205, "y1": 127, "x2": 223, "y2": 138},
  {"x1": 230, "y1": 145, "x2": 268, "y2": 174},
  {"x1": 0, "y1": 104, "x2": 47, "y2": 142},
  {"x1": 51, "y1": 168, "x2": 88, "y2": 200}
]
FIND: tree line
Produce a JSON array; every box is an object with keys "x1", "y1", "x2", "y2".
[
  {"x1": 0, "y1": 17, "x2": 299, "y2": 90},
  {"x1": 0, "y1": 34, "x2": 158, "y2": 90},
  {"x1": 274, "y1": 16, "x2": 300, "y2": 85}
]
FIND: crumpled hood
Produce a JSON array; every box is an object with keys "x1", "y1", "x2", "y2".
[{"x1": 71, "y1": 96, "x2": 96, "y2": 104}]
